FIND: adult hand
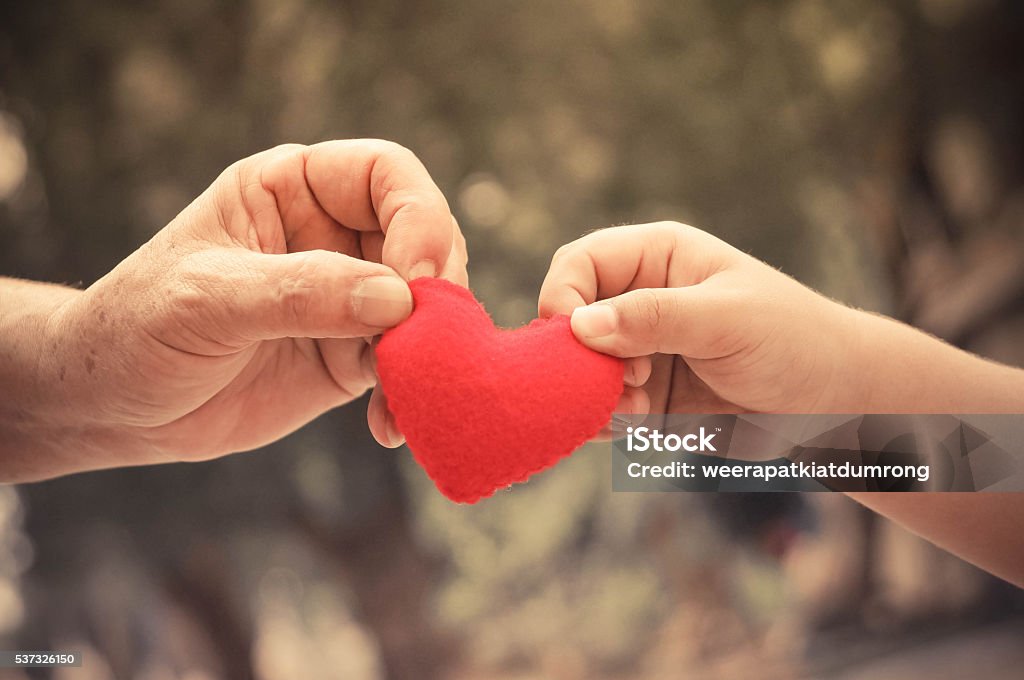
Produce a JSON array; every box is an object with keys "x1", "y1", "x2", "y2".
[{"x1": 14, "y1": 140, "x2": 465, "y2": 480}]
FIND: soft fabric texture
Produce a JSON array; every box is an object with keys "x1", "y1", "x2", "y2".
[{"x1": 376, "y1": 278, "x2": 624, "y2": 503}]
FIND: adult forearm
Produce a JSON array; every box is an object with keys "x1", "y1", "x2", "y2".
[
  {"x1": 0, "y1": 278, "x2": 139, "y2": 481},
  {"x1": 0, "y1": 277, "x2": 78, "y2": 414}
]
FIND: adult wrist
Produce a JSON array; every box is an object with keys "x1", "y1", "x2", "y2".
[{"x1": 0, "y1": 282, "x2": 88, "y2": 478}]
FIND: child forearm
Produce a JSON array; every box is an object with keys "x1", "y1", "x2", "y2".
[
  {"x1": 834, "y1": 307, "x2": 1024, "y2": 586},
  {"x1": 838, "y1": 306, "x2": 1024, "y2": 414}
]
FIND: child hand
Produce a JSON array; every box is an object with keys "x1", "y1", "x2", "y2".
[
  {"x1": 542, "y1": 223, "x2": 1024, "y2": 590},
  {"x1": 539, "y1": 222, "x2": 863, "y2": 416}
]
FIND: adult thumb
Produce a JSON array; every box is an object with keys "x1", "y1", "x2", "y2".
[
  {"x1": 187, "y1": 248, "x2": 413, "y2": 344},
  {"x1": 569, "y1": 285, "x2": 729, "y2": 359}
]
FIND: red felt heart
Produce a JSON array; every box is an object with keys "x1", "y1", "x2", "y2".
[{"x1": 376, "y1": 278, "x2": 624, "y2": 503}]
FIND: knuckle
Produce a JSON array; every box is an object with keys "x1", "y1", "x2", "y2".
[
  {"x1": 630, "y1": 289, "x2": 664, "y2": 332},
  {"x1": 210, "y1": 163, "x2": 244, "y2": 210},
  {"x1": 274, "y1": 255, "x2": 319, "y2": 326},
  {"x1": 390, "y1": 196, "x2": 449, "y2": 237},
  {"x1": 657, "y1": 220, "x2": 694, "y2": 238},
  {"x1": 246, "y1": 143, "x2": 307, "y2": 171},
  {"x1": 551, "y1": 242, "x2": 576, "y2": 264},
  {"x1": 267, "y1": 142, "x2": 306, "y2": 156},
  {"x1": 358, "y1": 138, "x2": 418, "y2": 166},
  {"x1": 395, "y1": 193, "x2": 431, "y2": 216},
  {"x1": 375, "y1": 138, "x2": 415, "y2": 159},
  {"x1": 568, "y1": 224, "x2": 624, "y2": 252},
  {"x1": 215, "y1": 158, "x2": 246, "y2": 186}
]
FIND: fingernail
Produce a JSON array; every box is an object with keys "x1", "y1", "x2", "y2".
[
  {"x1": 385, "y1": 416, "x2": 405, "y2": 448},
  {"x1": 409, "y1": 260, "x2": 437, "y2": 280},
  {"x1": 352, "y1": 276, "x2": 413, "y2": 328},
  {"x1": 571, "y1": 304, "x2": 618, "y2": 339}
]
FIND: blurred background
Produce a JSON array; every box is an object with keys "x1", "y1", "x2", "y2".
[{"x1": 2, "y1": 0, "x2": 1024, "y2": 678}]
